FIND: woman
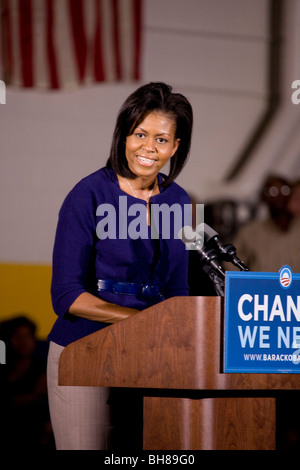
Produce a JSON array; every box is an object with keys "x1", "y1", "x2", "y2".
[{"x1": 47, "y1": 82, "x2": 193, "y2": 450}]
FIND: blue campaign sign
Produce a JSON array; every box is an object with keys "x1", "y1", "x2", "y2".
[{"x1": 224, "y1": 266, "x2": 300, "y2": 373}]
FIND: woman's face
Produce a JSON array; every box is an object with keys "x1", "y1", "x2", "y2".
[{"x1": 125, "y1": 111, "x2": 180, "y2": 179}]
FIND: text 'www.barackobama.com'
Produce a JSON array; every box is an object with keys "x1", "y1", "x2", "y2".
[{"x1": 244, "y1": 353, "x2": 300, "y2": 363}]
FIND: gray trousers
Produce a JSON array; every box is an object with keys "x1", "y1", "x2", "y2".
[{"x1": 47, "y1": 341, "x2": 112, "y2": 450}]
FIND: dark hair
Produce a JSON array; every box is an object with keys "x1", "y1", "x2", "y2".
[
  {"x1": 106, "y1": 82, "x2": 193, "y2": 187},
  {"x1": 0, "y1": 315, "x2": 36, "y2": 343}
]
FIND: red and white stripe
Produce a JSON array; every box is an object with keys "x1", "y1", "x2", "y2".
[{"x1": 1, "y1": 0, "x2": 142, "y2": 89}]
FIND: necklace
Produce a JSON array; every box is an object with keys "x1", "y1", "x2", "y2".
[{"x1": 125, "y1": 178, "x2": 155, "y2": 203}]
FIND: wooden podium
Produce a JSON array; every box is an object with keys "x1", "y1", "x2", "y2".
[{"x1": 59, "y1": 296, "x2": 300, "y2": 450}]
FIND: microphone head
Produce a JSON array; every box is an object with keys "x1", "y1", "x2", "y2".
[{"x1": 196, "y1": 222, "x2": 218, "y2": 243}]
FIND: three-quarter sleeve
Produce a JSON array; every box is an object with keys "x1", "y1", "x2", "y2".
[{"x1": 51, "y1": 182, "x2": 97, "y2": 317}]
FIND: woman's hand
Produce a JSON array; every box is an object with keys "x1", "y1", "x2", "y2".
[{"x1": 68, "y1": 292, "x2": 139, "y2": 323}]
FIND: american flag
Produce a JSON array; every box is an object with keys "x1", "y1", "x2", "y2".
[{"x1": 0, "y1": 0, "x2": 142, "y2": 89}]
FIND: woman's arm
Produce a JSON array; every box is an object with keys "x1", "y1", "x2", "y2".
[{"x1": 68, "y1": 292, "x2": 139, "y2": 323}]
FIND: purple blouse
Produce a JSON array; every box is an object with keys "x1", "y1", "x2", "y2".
[{"x1": 48, "y1": 167, "x2": 190, "y2": 346}]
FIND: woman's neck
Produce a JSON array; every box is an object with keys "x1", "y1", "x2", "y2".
[{"x1": 117, "y1": 174, "x2": 159, "y2": 200}]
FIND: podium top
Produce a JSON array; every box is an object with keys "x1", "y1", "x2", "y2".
[{"x1": 59, "y1": 296, "x2": 300, "y2": 390}]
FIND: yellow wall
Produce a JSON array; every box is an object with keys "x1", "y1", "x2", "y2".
[{"x1": 0, "y1": 263, "x2": 55, "y2": 339}]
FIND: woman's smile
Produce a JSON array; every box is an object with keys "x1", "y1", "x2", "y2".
[{"x1": 136, "y1": 155, "x2": 157, "y2": 167}]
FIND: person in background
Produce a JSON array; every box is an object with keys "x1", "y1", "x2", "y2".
[
  {"x1": 287, "y1": 178, "x2": 300, "y2": 218},
  {"x1": 232, "y1": 174, "x2": 300, "y2": 273},
  {"x1": 0, "y1": 316, "x2": 53, "y2": 449}
]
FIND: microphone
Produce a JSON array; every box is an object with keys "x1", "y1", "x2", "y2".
[
  {"x1": 178, "y1": 226, "x2": 225, "y2": 279},
  {"x1": 197, "y1": 223, "x2": 248, "y2": 271}
]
